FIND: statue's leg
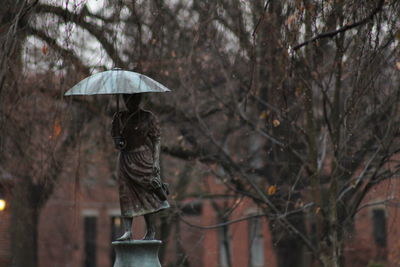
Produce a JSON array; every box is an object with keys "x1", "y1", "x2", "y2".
[
  {"x1": 117, "y1": 216, "x2": 133, "y2": 241},
  {"x1": 143, "y1": 213, "x2": 156, "y2": 240}
]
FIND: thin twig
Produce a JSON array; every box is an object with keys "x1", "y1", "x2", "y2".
[
  {"x1": 356, "y1": 199, "x2": 394, "y2": 213},
  {"x1": 252, "y1": 0, "x2": 271, "y2": 37},
  {"x1": 178, "y1": 202, "x2": 314, "y2": 230},
  {"x1": 245, "y1": 0, "x2": 271, "y2": 108},
  {"x1": 179, "y1": 213, "x2": 266, "y2": 230}
]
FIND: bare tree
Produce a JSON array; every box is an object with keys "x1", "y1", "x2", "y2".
[{"x1": 1, "y1": 1, "x2": 400, "y2": 267}]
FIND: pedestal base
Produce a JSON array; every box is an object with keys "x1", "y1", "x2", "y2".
[{"x1": 112, "y1": 240, "x2": 162, "y2": 267}]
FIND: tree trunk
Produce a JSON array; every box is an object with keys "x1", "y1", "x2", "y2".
[
  {"x1": 320, "y1": 247, "x2": 344, "y2": 267},
  {"x1": 320, "y1": 228, "x2": 344, "y2": 267},
  {"x1": 10, "y1": 179, "x2": 41, "y2": 267}
]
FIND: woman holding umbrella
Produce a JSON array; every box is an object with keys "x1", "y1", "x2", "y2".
[
  {"x1": 65, "y1": 69, "x2": 171, "y2": 241},
  {"x1": 111, "y1": 93, "x2": 169, "y2": 240}
]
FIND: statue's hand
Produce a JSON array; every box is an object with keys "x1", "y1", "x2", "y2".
[
  {"x1": 113, "y1": 136, "x2": 126, "y2": 150},
  {"x1": 152, "y1": 165, "x2": 160, "y2": 175},
  {"x1": 149, "y1": 177, "x2": 167, "y2": 201}
]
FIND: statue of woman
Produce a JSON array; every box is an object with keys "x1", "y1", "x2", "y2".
[{"x1": 111, "y1": 94, "x2": 169, "y2": 240}]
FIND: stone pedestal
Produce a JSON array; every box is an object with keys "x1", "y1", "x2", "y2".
[{"x1": 112, "y1": 240, "x2": 162, "y2": 267}]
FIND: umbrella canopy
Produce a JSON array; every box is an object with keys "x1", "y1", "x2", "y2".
[{"x1": 65, "y1": 69, "x2": 171, "y2": 96}]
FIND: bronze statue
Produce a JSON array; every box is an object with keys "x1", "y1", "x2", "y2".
[{"x1": 111, "y1": 94, "x2": 169, "y2": 240}]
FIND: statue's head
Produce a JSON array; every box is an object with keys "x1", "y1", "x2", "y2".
[{"x1": 123, "y1": 94, "x2": 142, "y2": 112}]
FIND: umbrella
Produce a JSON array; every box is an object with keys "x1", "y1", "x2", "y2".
[{"x1": 64, "y1": 68, "x2": 171, "y2": 96}]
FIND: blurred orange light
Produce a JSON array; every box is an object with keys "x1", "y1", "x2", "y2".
[{"x1": 0, "y1": 199, "x2": 6, "y2": 211}]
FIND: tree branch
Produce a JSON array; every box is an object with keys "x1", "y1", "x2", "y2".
[
  {"x1": 35, "y1": 4, "x2": 126, "y2": 68},
  {"x1": 0, "y1": 0, "x2": 40, "y2": 94},
  {"x1": 293, "y1": 0, "x2": 385, "y2": 50},
  {"x1": 26, "y1": 26, "x2": 90, "y2": 75}
]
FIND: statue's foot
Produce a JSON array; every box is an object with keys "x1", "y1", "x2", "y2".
[
  {"x1": 143, "y1": 231, "x2": 155, "y2": 240},
  {"x1": 117, "y1": 231, "x2": 132, "y2": 241}
]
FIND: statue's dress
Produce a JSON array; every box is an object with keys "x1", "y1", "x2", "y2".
[{"x1": 112, "y1": 109, "x2": 169, "y2": 217}]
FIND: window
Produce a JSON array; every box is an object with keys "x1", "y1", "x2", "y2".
[
  {"x1": 84, "y1": 216, "x2": 97, "y2": 267},
  {"x1": 110, "y1": 216, "x2": 124, "y2": 266},
  {"x1": 372, "y1": 209, "x2": 387, "y2": 247},
  {"x1": 248, "y1": 217, "x2": 264, "y2": 267},
  {"x1": 218, "y1": 225, "x2": 232, "y2": 267}
]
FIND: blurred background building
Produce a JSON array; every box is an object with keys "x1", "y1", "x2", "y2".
[{"x1": 1, "y1": 168, "x2": 399, "y2": 267}]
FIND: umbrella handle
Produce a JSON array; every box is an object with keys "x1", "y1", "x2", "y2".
[
  {"x1": 116, "y1": 94, "x2": 120, "y2": 112},
  {"x1": 115, "y1": 94, "x2": 123, "y2": 135}
]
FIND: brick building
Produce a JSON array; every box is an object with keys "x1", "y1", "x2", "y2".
[{"x1": 1, "y1": 164, "x2": 399, "y2": 267}]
